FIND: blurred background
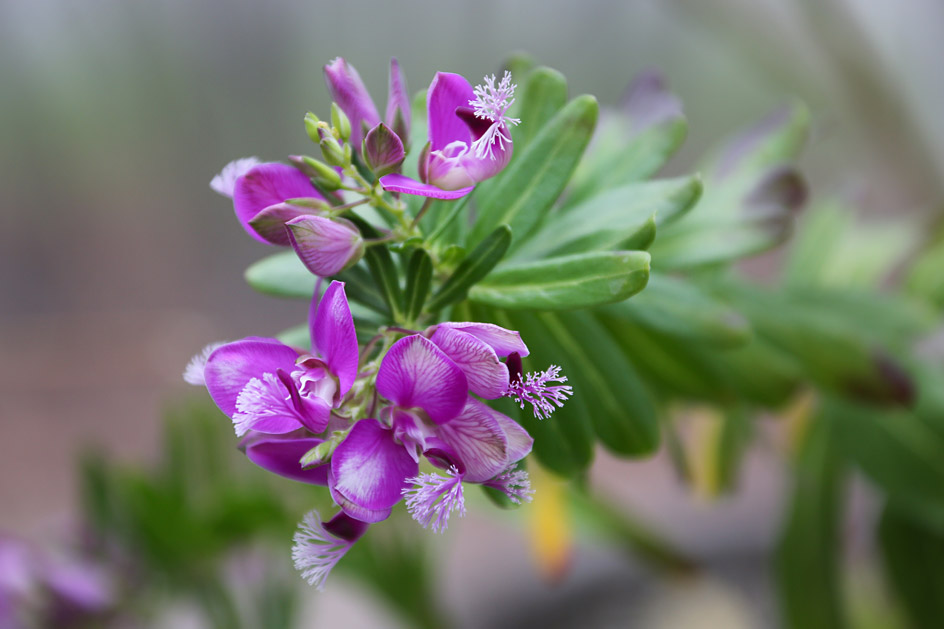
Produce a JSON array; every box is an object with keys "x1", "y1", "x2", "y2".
[{"x1": 1, "y1": 0, "x2": 942, "y2": 626}]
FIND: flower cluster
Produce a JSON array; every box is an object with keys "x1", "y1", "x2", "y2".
[
  {"x1": 193, "y1": 57, "x2": 574, "y2": 589},
  {"x1": 187, "y1": 283, "x2": 571, "y2": 589}
]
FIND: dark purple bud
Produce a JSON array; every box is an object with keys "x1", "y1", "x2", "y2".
[
  {"x1": 323, "y1": 512, "x2": 370, "y2": 543},
  {"x1": 620, "y1": 69, "x2": 683, "y2": 133},
  {"x1": 506, "y1": 352, "x2": 523, "y2": 384},
  {"x1": 363, "y1": 123, "x2": 405, "y2": 177}
]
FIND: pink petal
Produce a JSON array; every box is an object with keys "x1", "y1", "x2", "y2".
[
  {"x1": 204, "y1": 339, "x2": 299, "y2": 415},
  {"x1": 311, "y1": 282, "x2": 359, "y2": 397},
  {"x1": 492, "y1": 410, "x2": 533, "y2": 464},
  {"x1": 435, "y1": 322, "x2": 530, "y2": 358},
  {"x1": 329, "y1": 419, "x2": 418, "y2": 522},
  {"x1": 241, "y1": 434, "x2": 329, "y2": 485},
  {"x1": 376, "y1": 335, "x2": 468, "y2": 424},
  {"x1": 378, "y1": 173, "x2": 473, "y2": 199},
  {"x1": 287, "y1": 216, "x2": 364, "y2": 277},
  {"x1": 324, "y1": 58, "x2": 381, "y2": 147},
  {"x1": 385, "y1": 58, "x2": 411, "y2": 145},
  {"x1": 248, "y1": 202, "x2": 314, "y2": 246},
  {"x1": 430, "y1": 327, "x2": 509, "y2": 399},
  {"x1": 427, "y1": 72, "x2": 474, "y2": 151},
  {"x1": 434, "y1": 398, "x2": 509, "y2": 483},
  {"x1": 233, "y1": 163, "x2": 321, "y2": 244}
]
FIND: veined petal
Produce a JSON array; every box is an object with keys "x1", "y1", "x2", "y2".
[
  {"x1": 435, "y1": 322, "x2": 529, "y2": 358},
  {"x1": 311, "y1": 281, "x2": 359, "y2": 397},
  {"x1": 248, "y1": 202, "x2": 315, "y2": 246},
  {"x1": 427, "y1": 72, "x2": 475, "y2": 151},
  {"x1": 241, "y1": 433, "x2": 328, "y2": 485},
  {"x1": 210, "y1": 157, "x2": 260, "y2": 198},
  {"x1": 204, "y1": 339, "x2": 299, "y2": 415},
  {"x1": 430, "y1": 327, "x2": 508, "y2": 399},
  {"x1": 434, "y1": 398, "x2": 508, "y2": 483},
  {"x1": 385, "y1": 58, "x2": 411, "y2": 146},
  {"x1": 292, "y1": 510, "x2": 366, "y2": 591},
  {"x1": 233, "y1": 163, "x2": 321, "y2": 244},
  {"x1": 287, "y1": 216, "x2": 364, "y2": 277},
  {"x1": 324, "y1": 58, "x2": 381, "y2": 147},
  {"x1": 378, "y1": 173, "x2": 473, "y2": 199},
  {"x1": 330, "y1": 419, "x2": 418, "y2": 521},
  {"x1": 493, "y1": 409, "x2": 533, "y2": 464},
  {"x1": 376, "y1": 335, "x2": 468, "y2": 424}
]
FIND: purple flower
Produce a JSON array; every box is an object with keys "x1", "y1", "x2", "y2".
[
  {"x1": 324, "y1": 57, "x2": 411, "y2": 149},
  {"x1": 292, "y1": 510, "x2": 368, "y2": 591},
  {"x1": 231, "y1": 162, "x2": 327, "y2": 245},
  {"x1": 380, "y1": 71, "x2": 520, "y2": 200},
  {"x1": 286, "y1": 216, "x2": 365, "y2": 277},
  {"x1": 201, "y1": 281, "x2": 358, "y2": 439},
  {"x1": 210, "y1": 157, "x2": 261, "y2": 198}
]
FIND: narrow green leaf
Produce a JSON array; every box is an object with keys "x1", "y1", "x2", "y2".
[
  {"x1": 514, "y1": 176, "x2": 701, "y2": 260},
  {"x1": 775, "y1": 417, "x2": 847, "y2": 629},
  {"x1": 601, "y1": 273, "x2": 751, "y2": 348},
  {"x1": 334, "y1": 264, "x2": 390, "y2": 315},
  {"x1": 403, "y1": 248, "x2": 433, "y2": 323},
  {"x1": 515, "y1": 67, "x2": 568, "y2": 149},
  {"x1": 349, "y1": 216, "x2": 403, "y2": 321},
  {"x1": 426, "y1": 225, "x2": 511, "y2": 312},
  {"x1": 470, "y1": 95, "x2": 598, "y2": 246},
  {"x1": 244, "y1": 251, "x2": 315, "y2": 299},
  {"x1": 879, "y1": 503, "x2": 944, "y2": 628},
  {"x1": 469, "y1": 251, "x2": 650, "y2": 311},
  {"x1": 538, "y1": 311, "x2": 660, "y2": 455}
]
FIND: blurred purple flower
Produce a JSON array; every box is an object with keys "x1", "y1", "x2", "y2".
[{"x1": 324, "y1": 57, "x2": 411, "y2": 149}]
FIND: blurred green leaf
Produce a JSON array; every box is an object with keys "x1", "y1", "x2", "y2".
[
  {"x1": 471, "y1": 95, "x2": 598, "y2": 247},
  {"x1": 515, "y1": 66, "x2": 568, "y2": 149},
  {"x1": 469, "y1": 251, "x2": 650, "y2": 310},
  {"x1": 879, "y1": 503, "x2": 944, "y2": 629},
  {"x1": 513, "y1": 176, "x2": 701, "y2": 260},
  {"x1": 245, "y1": 250, "x2": 315, "y2": 299},
  {"x1": 708, "y1": 101, "x2": 810, "y2": 176},
  {"x1": 775, "y1": 416, "x2": 847, "y2": 629},
  {"x1": 426, "y1": 225, "x2": 511, "y2": 312}
]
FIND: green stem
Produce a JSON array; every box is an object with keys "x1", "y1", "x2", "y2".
[{"x1": 410, "y1": 198, "x2": 434, "y2": 231}]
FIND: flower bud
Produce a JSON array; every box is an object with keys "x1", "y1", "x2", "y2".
[
  {"x1": 324, "y1": 57, "x2": 381, "y2": 147},
  {"x1": 363, "y1": 123, "x2": 405, "y2": 177},
  {"x1": 304, "y1": 112, "x2": 322, "y2": 144},
  {"x1": 331, "y1": 102, "x2": 352, "y2": 142},
  {"x1": 318, "y1": 127, "x2": 347, "y2": 167},
  {"x1": 296, "y1": 155, "x2": 343, "y2": 190},
  {"x1": 286, "y1": 216, "x2": 365, "y2": 277}
]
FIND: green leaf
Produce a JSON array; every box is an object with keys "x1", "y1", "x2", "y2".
[
  {"x1": 513, "y1": 176, "x2": 701, "y2": 260},
  {"x1": 426, "y1": 225, "x2": 511, "y2": 312},
  {"x1": 536, "y1": 311, "x2": 660, "y2": 455},
  {"x1": 469, "y1": 251, "x2": 650, "y2": 310},
  {"x1": 470, "y1": 95, "x2": 598, "y2": 247},
  {"x1": 598, "y1": 272, "x2": 750, "y2": 348},
  {"x1": 245, "y1": 251, "x2": 315, "y2": 299},
  {"x1": 828, "y1": 396, "x2": 944, "y2": 520},
  {"x1": 879, "y1": 503, "x2": 944, "y2": 628},
  {"x1": 514, "y1": 66, "x2": 568, "y2": 149},
  {"x1": 349, "y1": 216, "x2": 403, "y2": 321},
  {"x1": 403, "y1": 248, "x2": 433, "y2": 323},
  {"x1": 775, "y1": 417, "x2": 847, "y2": 629}
]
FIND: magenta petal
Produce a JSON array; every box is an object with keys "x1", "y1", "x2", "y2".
[
  {"x1": 287, "y1": 216, "x2": 364, "y2": 277},
  {"x1": 323, "y1": 511, "x2": 370, "y2": 542},
  {"x1": 233, "y1": 163, "x2": 321, "y2": 244},
  {"x1": 242, "y1": 434, "x2": 329, "y2": 486},
  {"x1": 376, "y1": 335, "x2": 468, "y2": 424},
  {"x1": 492, "y1": 409, "x2": 533, "y2": 464},
  {"x1": 435, "y1": 322, "x2": 529, "y2": 358},
  {"x1": 379, "y1": 173, "x2": 473, "y2": 199},
  {"x1": 204, "y1": 339, "x2": 299, "y2": 415},
  {"x1": 427, "y1": 72, "x2": 474, "y2": 151},
  {"x1": 248, "y1": 203, "x2": 314, "y2": 246},
  {"x1": 311, "y1": 281, "x2": 359, "y2": 396},
  {"x1": 431, "y1": 327, "x2": 509, "y2": 399},
  {"x1": 435, "y1": 398, "x2": 508, "y2": 483},
  {"x1": 330, "y1": 419, "x2": 418, "y2": 521},
  {"x1": 385, "y1": 58, "x2": 411, "y2": 146},
  {"x1": 324, "y1": 58, "x2": 381, "y2": 147},
  {"x1": 210, "y1": 157, "x2": 260, "y2": 198}
]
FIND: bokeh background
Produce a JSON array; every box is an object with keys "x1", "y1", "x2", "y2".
[{"x1": 2, "y1": 0, "x2": 943, "y2": 626}]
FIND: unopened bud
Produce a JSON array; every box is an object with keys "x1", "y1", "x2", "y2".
[
  {"x1": 299, "y1": 155, "x2": 342, "y2": 190},
  {"x1": 304, "y1": 112, "x2": 322, "y2": 144},
  {"x1": 331, "y1": 102, "x2": 352, "y2": 142},
  {"x1": 363, "y1": 123, "x2": 405, "y2": 177},
  {"x1": 318, "y1": 127, "x2": 347, "y2": 167},
  {"x1": 286, "y1": 216, "x2": 365, "y2": 277},
  {"x1": 300, "y1": 431, "x2": 347, "y2": 467}
]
